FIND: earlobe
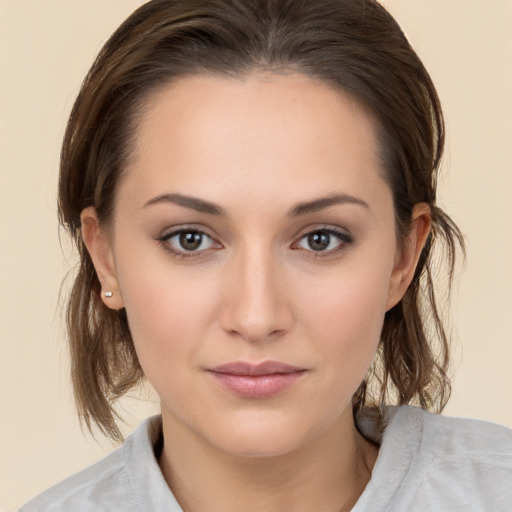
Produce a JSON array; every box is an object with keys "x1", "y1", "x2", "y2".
[
  {"x1": 386, "y1": 203, "x2": 431, "y2": 311},
  {"x1": 80, "y1": 207, "x2": 125, "y2": 310}
]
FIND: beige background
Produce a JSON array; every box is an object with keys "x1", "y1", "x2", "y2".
[{"x1": 1, "y1": 0, "x2": 511, "y2": 510}]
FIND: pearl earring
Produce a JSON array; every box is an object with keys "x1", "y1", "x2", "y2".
[{"x1": 104, "y1": 291, "x2": 113, "y2": 298}]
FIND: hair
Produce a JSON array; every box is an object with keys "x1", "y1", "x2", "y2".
[{"x1": 59, "y1": 0, "x2": 464, "y2": 441}]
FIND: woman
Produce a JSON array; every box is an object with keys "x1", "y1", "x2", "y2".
[{"x1": 20, "y1": 0, "x2": 512, "y2": 510}]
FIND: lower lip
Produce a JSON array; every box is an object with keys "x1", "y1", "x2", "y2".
[{"x1": 208, "y1": 371, "x2": 306, "y2": 398}]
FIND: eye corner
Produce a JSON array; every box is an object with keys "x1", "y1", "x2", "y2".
[
  {"x1": 156, "y1": 226, "x2": 222, "y2": 259},
  {"x1": 292, "y1": 227, "x2": 354, "y2": 255}
]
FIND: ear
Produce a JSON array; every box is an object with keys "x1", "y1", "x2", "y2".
[
  {"x1": 386, "y1": 203, "x2": 431, "y2": 311},
  {"x1": 80, "y1": 206, "x2": 125, "y2": 310}
]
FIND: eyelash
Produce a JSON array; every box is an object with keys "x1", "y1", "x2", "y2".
[
  {"x1": 157, "y1": 226, "x2": 353, "y2": 259},
  {"x1": 293, "y1": 228, "x2": 353, "y2": 256},
  {"x1": 157, "y1": 227, "x2": 220, "y2": 259}
]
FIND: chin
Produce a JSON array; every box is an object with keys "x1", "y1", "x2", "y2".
[
  {"x1": 216, "y1": 433, "x2": 305, "y2": 459},
  {"x1": 202, "y1": 412, "x2": 326, "y2": 459}
]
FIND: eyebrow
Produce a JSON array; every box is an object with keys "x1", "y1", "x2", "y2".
[
  {"x1": 288, "y1": 193, "x2": 369, "y2": 217},
  {"x1": 143, "y1": 193, "x2": 226, "y2": 216},
  {"x1": 143, "y1": 192, "x2": 369, "y2": 217}
]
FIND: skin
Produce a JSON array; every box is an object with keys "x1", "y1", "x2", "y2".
[{"x1": 82, "y1": 73, "x2": 431, "y2": 511}]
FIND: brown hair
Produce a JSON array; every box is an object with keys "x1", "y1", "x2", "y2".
[{"x1": 59, "y1": 0, "x2": 464, "y2": 441}]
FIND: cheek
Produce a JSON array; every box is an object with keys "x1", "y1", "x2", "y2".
[
  {"x1": 295, "y1": 255, "x2": 393, "y2": 380},
  {"x1": 301, "y1": 257, "x2": 391, "y2": 334},
  {"x1": 115, "y1": 253, "x2": 221, "y2": 383}
]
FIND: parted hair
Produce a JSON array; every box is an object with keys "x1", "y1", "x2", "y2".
[{"x1": 59, "y1": 0, "x2": 464, "y2": 441}]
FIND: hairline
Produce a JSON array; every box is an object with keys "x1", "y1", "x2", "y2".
[{"x1": 105, "y1": 67, "x2": 395, "y2": 228}]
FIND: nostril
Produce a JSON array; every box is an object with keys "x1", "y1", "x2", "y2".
[
  {"x1": 221, "y1": 312, "x2": 291, "y2": 343},
  {"x1": 218, "y1": 257, "x2": 294, "y2": 342}
]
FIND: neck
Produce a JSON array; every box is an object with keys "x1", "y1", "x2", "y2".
[{"x1": 159, "y1": 408, "x2": 378, "y2": 512}]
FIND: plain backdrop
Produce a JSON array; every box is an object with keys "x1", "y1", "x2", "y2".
[{"x1": 1, "y1": 0, "x2": 511, "y2": 510}]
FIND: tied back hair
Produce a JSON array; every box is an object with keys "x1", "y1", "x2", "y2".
[{"x1": 59, "y1": 0, "x2": 464, "y2": 441}]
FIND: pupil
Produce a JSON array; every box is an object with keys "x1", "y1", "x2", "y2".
[
  {"x1": 179, "y1": 232, "x2": 202, "y2": 250},
  {"x1": 308, "y1": 232, "x2": 330, "y2": 251}
]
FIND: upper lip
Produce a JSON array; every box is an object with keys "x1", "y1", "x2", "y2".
[{"x1": 208, "y1": 361, "x2": 305, "y2": 376}]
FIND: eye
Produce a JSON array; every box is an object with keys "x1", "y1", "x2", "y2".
[
  {"x1": 294, "y1": 228, "x2": 352, "y2": 253},
  {"x1": 159, "y1": 228, "x2": 218, "y2": 255}
]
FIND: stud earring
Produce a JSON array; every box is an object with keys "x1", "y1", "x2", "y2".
[{"x1": 104, "y1": 291, "x2": 113, "y2": 298}]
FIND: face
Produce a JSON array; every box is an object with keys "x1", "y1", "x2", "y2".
[{"x1": 83, "y1": 73, "x2": 427, "y2": 458}]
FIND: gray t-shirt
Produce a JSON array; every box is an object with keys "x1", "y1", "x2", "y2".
[{"x1": 20, "y1": 406, "x2": 512, "y2": 511}]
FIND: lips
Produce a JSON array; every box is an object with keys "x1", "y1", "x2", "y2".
[{"x1": 207, "y1": 361, "x2": 307, "y2": 398}]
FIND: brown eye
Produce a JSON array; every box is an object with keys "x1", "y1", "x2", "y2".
[
  {"x1": 161, "y1": 229, "x2": 217, "y2": 254},
  {"x1": 295, "y1": 228, "x2": 353, "y2": 253},
  {"x1": 179, "y1": 231, "x2": 203, "y2": 251},
  {"x1": 307, "y1": 232, "x2": 331, "y2": 251}
]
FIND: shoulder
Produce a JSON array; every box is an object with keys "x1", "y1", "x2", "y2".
[
  {"x1": 19, "y1": 416, "x2": 164, "y2": 512},
  {"x1": 355, "y1": 406, "x2": 512, "y2": 511},
  {"x1": 393, "y1": 405, "x2": 512, "y2": 468},
  {"x1": 19, "y1": 447, "x2": 128, "y2": 512},
  {"x1": 389, "y1": 406, "x2": 512, "y2": 510}
]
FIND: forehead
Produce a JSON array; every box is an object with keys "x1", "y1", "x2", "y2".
[{"x1": 122, "y1": 73, "x2": 388, "y2": 210}]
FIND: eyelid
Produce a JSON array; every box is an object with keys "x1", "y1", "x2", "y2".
[
  {"x1": 291, "y1": 226, "x2": 354, "y2": 254},
  {"x1": 155, "y1": 223, "x2": 353, "y2": 259},
  {"x1": 157, "y1": 225, "x2": 222, "y2": 258}
]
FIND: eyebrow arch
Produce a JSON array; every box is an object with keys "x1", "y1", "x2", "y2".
[
  {"x1": 143, "y1": 192, "x2": 368, "y2": 217},
  {"x1": 288, "y1": 193, "x2": 369, "y2": 217},
  {"x1": 143, "y1": 193, "x2": 226, "y2": 216}
]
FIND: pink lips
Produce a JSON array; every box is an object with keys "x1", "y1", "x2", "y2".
[{"x1": 207, "y1": 361, "x2": 306, "y2": 399}]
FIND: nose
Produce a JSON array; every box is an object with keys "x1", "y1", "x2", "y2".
[{"x1": 219, "y1": 245, "x2": 293, "y2": 343}]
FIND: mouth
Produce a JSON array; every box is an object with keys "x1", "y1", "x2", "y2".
[{"x1": 206, "y1": 361, "x2": 307, "y2": 399}]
